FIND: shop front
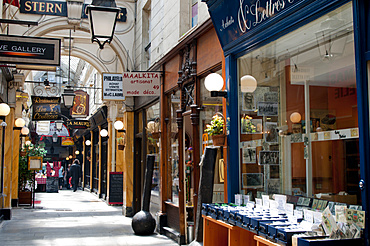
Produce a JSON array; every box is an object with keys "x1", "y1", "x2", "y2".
[{"x1": 202, "y1": 0, "x2": 370, "y2": 245}]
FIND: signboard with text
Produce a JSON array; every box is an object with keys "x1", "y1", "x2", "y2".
[
  {"x1": 122, "y1": 72, "x2": 161, "y2": 96},
  {"x1": 31, "y1": 96, "x2": 61, "y2": 121},
  {"x1": 102, "y1": 73, "x2": 125, "y2": 101},
  {"x1": 0, "y1": 35, "x2": 60, "y2": 66}
]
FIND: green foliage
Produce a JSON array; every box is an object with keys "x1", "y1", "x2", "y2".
[
  {"x1": 18, "y1": 142, "x2": 47, "y2": 191},
  {"x1": 205, "y1": 114, "x2": 225, "y2": 136},
  {"x1": 241, "y1": 115, "x2": 256, "y2": 133}
]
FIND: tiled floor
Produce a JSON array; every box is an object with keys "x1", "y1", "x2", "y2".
[{"x1": 0, "y1": 190, "x2": 178, "y2": 246}]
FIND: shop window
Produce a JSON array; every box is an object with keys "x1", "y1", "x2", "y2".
[
  {"x1": 168, "y1": 90, "x2": 181, "y2": 205},
  {"x1": 200, "y1": 70, "x2": 224, "y2": 203},
  {"x1": 191, "y1": 0, "x2": 198, "y2": 28},
  {"x1": 237, "y1": 3, "x2": 360, "y2": 204},
  {"x1": 146, "y1": 102, "x2": 161, "y2": 195},
  {"x1": 142, "y1": 0, "x2": 151, "y2": 69}
]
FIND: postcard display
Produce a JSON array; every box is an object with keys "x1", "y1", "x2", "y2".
[{"x1": 202, "y1": 193, "x2": 364, "y2": 245}]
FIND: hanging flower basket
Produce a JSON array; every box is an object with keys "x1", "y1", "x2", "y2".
[
  {"x1": 20, "y1": 151, "x2": 27, "y2": 157},
  {"x1": 212, "y1": 134, "x2": 226, "y2": 146},
  {"x1": 118, "y1": 145, "x2": 125, "y2": 150},
  {"x1": 151, "y1": 131, "x2": 161, "y2": 139}
]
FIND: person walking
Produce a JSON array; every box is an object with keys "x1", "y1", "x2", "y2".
[
  {"x1": 70, "y1": 159, "x2": 82, "y2": 192},
  {"x1": 64, "y1": 164, "x2": 71, "y2": 190},
  {"x1": 58, "y1": 166, "x2": 64, "y2": 190}
]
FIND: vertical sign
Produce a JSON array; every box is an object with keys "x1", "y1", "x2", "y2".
[{"x1": 102, "y1": 73, "x2": 125, "y2": 101}]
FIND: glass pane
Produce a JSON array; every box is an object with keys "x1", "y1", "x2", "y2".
[
  {"x1": 168, "y1": 91, "x2": 181, "y2": 205},
  {"x1": 238, "y1": 3, "x2": 360, "y2": 204},
  {"x1": 200, "y1": 70, "x2": 225, "y2": 203},
  {"x1": 146, "y1": 102, "x2": 160, "y2": 194}
]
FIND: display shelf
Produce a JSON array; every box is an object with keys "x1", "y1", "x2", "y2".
[{"x1": 254, "y1": 235, "x2": 281, "y2": 246}]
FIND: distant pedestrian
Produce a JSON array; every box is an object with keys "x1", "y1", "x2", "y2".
[
  {"x1": 64, "y1": 164, "x2": 71, "y2": 189},
  {"x1": 58, "y1": 166, "x2": 64, "y2": 189},
  {"x1": 70, "y1": 159, "x2": 82, "y2": 192}
]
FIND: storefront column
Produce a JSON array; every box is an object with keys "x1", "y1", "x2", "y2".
[
  {"x1": 3, "y1": 108, "x2": 15, "y2": 209},
  {"x1": 98, "y1": 125, "x2": 102, "y2": 196},
  {"x1": 90, "y1": 130, "x2": 93, "y2": 192},
  {"x1": 82, "y1": 136, "x2": 86, "y2": 188},
  {"x1": 107, "y1": 118, "x2": 113, "y2": 202},
  {"x1": 225, "y1": 54, "x2": 239, "y2": 203},
  {"x1": 122, "y1": 111, "x2": 134, "y2": 216}
]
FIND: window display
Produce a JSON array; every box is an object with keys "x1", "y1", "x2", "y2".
[{"x1": 237, "y1": 3, "x2": 360, "y2": 204}]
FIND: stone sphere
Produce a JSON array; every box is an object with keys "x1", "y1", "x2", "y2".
[{"x1": 132, "y1": 210, "x2": 156, "y2": 235}]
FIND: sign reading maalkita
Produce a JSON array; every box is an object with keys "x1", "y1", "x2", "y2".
[
  {"x1": 19, "y1": 0, "x2": 127, "y2": 22},
  {"x1": 32, "y1": 96, "x2": 61, "y2": 121},
  {"x1": 0, "y1": 35, "x2": 60, "y2": 66}
]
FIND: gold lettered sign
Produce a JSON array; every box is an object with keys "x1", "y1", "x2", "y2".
[
  {"x1": 71, "y1": 90, "x2": 89, "y2": 118},
  {"x1": 32, "y1": 96, "x2": 61, "y2": 121},
  {"x1": 66, "y1": 120, "x2": 91, "y2": 129}
]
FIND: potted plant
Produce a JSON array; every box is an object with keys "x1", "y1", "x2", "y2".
[
  {"x1": 18, "y1": 143, "x2": 47, "y2": 205},
  {"x1": 205, "y1": 113, "x2": 226, "y2": 146},
  {"x1": 117, "y1": 136, "x2": 125, "y2": 150}
]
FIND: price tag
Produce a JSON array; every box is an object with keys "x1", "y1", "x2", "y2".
[{"x1": 286, "y1": 203, "x2": 294, "y2": 216}]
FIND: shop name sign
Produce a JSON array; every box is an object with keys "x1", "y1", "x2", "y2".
[
  {"x1": 19, "y1": 0, "x2": 127, "y2": 22},
  {"x1": 122, "y1": 72, "x2": 160, "y2": 96},
  {"x1": 31, "y1": 96, "x2": 61, "y2": 121},
  {"x1": 102, "y1": 73, "x2": 124, "y2": 101},
  {"x1": 0, "y1": 35, "x2": 60, "y2": 66},
  {"x1": 207, "y1": 0, "x2": 298, "y2": 47},
  {"x1": 66, "y1": 120, "x2": 91, "y2": 129}
]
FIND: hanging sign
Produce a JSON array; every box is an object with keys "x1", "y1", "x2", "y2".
[
  {"x1": 31, "y1": 96, "x2": 61, "y2": 121},
  {"x1": 71, "y1": 90, "x2": 89, "y2": 118},
  {"x1": 102, "y1": 73, "x2": 125, "y2": 101},
  {"x1": 122, "y1": 72, "x2": 161, "y2": 96},
  {"x1": 66, "y1": 120, "x2": 91, "y2": 129},
  {"x1": 0, "y1": 35, "x2": 60, "y2": 66},
  {"x1": 36, "y1": 121, "x2": 50, "y2": 135},
  {"x1": 61, "y1": 137, "x2": 74, "y2": 146},
  {"x1": 19, "y1": 0, "x2": 127, "y2": 22}
]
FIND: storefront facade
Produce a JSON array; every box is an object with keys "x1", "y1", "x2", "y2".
[{"x1": 203, "y1": 0, "x2": 370, "y2": 243}]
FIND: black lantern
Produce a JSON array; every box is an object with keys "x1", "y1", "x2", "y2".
[
  {"x1": 86, "y1": 0, "x2": 120, "y2": 49},
  {"x1": 62, "y1": 88, "x2": 75, "y2": 108}
]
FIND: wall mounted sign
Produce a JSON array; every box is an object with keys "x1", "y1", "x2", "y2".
[
  {"x1": 66, "y1": 120, "x2": 91, "y2": 129},
  {"x1": 19, "y1": 0, "x2": 127, "y2": 22},
  {"x1": 122, "y1": 72, "x2": 161, "y2": 96},
  {"x1": 61, "y1": 136, "x2": 74, "y2": 146},
  {"x1": 204, "y1": 0, "x2": 299, "y2": 48},
  {"x1": 71, "y1": 90, "x2": 89, "y2": 118},
  {"x1": 28, "y1": 156, "x2": 43, "y2": 170},
  {"x1": 0, "y1": 35, "x2": 60, "y2": 66},
  {"x1": 102, "y1": 73, "x2": 125, "y2": 101},
  {"x1": 31, "y1": 96, "x2": 61, "y2": 121}
]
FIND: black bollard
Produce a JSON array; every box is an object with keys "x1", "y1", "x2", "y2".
[
  {"x1": 192, "y1": 146, "x2": 218, "y2": 244},
  {"x1": 132, "y1": 155, "x2": 156, "y2": 235}
]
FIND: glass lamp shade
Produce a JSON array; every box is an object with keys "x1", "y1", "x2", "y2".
[
  {"x1": 66, "y1": 157, "x2": 70, "y2": 161},
  {"x1": 290, "y1": 112, "x2": 302, "y2": 123},
  {"x1": 114, "y1": 120, "x2": 124, "y2": 130},
  {"x1": 75, "y1": 150, "x2": 80, "y2": 155},
  {"x1": 87, "y1": 5, "x2": 120, "y2": 49},
  {"x1": 240, "y1": 75, "x2": 257, "y2": 93},
  {"x1": 204, "y1": 73, "x2": 224, "y2": 92},
  {"x1": 21, "y1": 127, "x2": 29, "y2": 135},
  {"x1": 85, "y1": 140, "x2": 91, "y2": 146},
  {"x1": 25, "y1": 140, "x2": 31, "y2": 145},
  {"x1": 62, "y1": 89, "x2": 75, "y2": 108},
  {"x1": 52, "y1": 132, "x2": 58, "y2": 142},
  {"x1": 69, "y1": 155, "x2": 73, "y2": 159},
  {"x1": 15, "y1": 118, "x2": 26, "y2": 128},
  {"x1": 55, "y1": 121, "x2": 63, "y2": 130},
  {"x1": 0, "y1": 103, "x2": 10, "y2": 116},
  {"x1": 100, "y1": 129, "x2": 108, "y2": 137}
]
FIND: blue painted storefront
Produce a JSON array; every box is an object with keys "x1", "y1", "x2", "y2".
[{"x1": 203, "y1": 0, "x2": 370, "y2": 243}]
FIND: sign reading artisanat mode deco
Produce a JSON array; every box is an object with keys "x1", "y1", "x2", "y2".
[
  {"x1": 122, "y1": 72, "x2": 160, "y2": 96},
  {"x1": 19, "y1": 0, "x2": 127, "y2": 22},
  {"x1": 31, "y1": 96, "x2": 61, "y2": 121},
  {"x1": 0, "y1": 35, "x2": 60, "y2": 66}
]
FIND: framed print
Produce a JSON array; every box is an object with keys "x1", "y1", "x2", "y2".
[
  {"x1": 264, "y1": 122, "x2": 278, "y2": 143},
  {"x1": 259, "y1": 151, "x2": 279, "y2": 165},
  {"x1": 242, "y1": 173, "x2": 264, "y2": 188},
  {"x1": 267, "y1": 179, "x2": 280, "y2": 194},
  {"x1": 242, "y1": 146, "x2": 256, "y2": 164},
  {"x1": 257, "y1": 102, "x2": 278, "y2": 116},
  {"x1": 28, "y1": 156, "x2": 43, "y2": 170},
  {"x1": 241, "y1": 118, "x2": 262, "y2": 134},
  {"x1": 242, "y1": 92, "x2": 254, "y2": 111}
]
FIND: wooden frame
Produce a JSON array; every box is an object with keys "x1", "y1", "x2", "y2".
[{"x1": 28, "y1": 156, "x2": 43, "y2": 170}]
